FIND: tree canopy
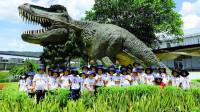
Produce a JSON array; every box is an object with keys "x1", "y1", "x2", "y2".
[{"x1": 85, "y1": 0, "x2": 183, "y2": 48}]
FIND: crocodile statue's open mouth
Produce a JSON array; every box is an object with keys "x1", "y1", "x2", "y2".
[
  {"x1": 18, "y1": 3, "x2": 70, "y2": 45},
  {"x1": 19, "y1": 9, "x2": 52, "y2": 36}
]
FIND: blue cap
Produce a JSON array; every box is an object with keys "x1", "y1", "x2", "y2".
[
  {"x1": 53, "y1": 69, "x2": 59, "y2": 73},
  {"x1": 159, "y1": 66, "x2": 166, "y2": 69},
  {"x1": 109, "y1": 67, "x2": 116, "y2": 71},
  {"x1": 49, "y1": 68, "x2": 53, "y2": 71},
  {"x1": 116, "y1": 70, "x2": 121, "y2": 74},
  {"x1": 58, "y1": 69, "x2": 64, "y2": 73},
  {"x1": 65, "y1": 67, "x2": 70, "y2": 71},
  {"x1": 38, "y1": 64, "x2": 45, "y2": 70},
  {"x1": 28, "y1": 72, "x2": 35, "y2": 76},
  {"x1": 103, "y1": 66, "x2": 107, "y2": 70},
  {"x1": 88, "y1": 71, "x2": 95, "y2": 75},
  {"x1": 132, "y1": 68, "x2": 137, "y2": 72},
  {"x1": 121, "y1": 67, "x2": 127, "y2": 71},
  {"x1": 71, "y1": 67, "x2": 77, "y2": 71},
  {"x1": 97, "y1": 64, "x2": 103, "y2": 68},
  {"x1": 137, "y1": 66, "x2": 143, "y2": 69},
  {"x1": 109, "y1": 64, "x2": 115, "y2": 68}
]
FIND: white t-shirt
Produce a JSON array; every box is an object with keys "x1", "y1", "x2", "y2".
[
  {"x1": 84, "y1": 78, "x2": 96, "y2": 90},
  {"x1": 170, "y1": 76, "x2": 181, "y2": 87},
  {"x1": 113, "y1": 75, "x2": 123, "y2": 86},
  {"x1": 121, "y1": 75, "x2": 131, "y2": 86},
  {"x1": 26, "y1": 78, "x2": 33, "y2": 93},
  {"x1": 105, "y1": 75, "x2": 115, "y2": 87},
  {"x1": 70, "y1": 76, "x2": 81, "y2": 90},
  {"x1": 80, "y1": 78, "x2": 86, "y2": 91},
  {"x1": 145, "y1": 74, "x2": 154, "y2": 85},
  {"x1": 33, "y1": 74, "x2": 48, "y2": 90},
  {"x1": 48, "y1": 76, "x2": 59, "y2": 90},
  {"x1": 138, "y1": 72, "x2": 146, "y2": 84},
  {"x1": 159, "y1": 73, "x2": 169, "y2": 85},
  {"x1": 60, "y1": 75, "x2": 70, "y2": 89},
  {"x1": 180, "y1": 76, "x2": 190, "y2": 89},
  {"x1": 95, "y1": 74, "x2": 106, "y2": 86},
  {"x1": 131, "y1": 76, "x2": 139, "y2": 85},
  {"x1": 19, "y1": 79, "x2": 26, "y2": 91}
]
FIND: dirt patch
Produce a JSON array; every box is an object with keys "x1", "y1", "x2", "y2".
[{"x1": 0, "y1": 83, "x2": 6, "y2": 90}]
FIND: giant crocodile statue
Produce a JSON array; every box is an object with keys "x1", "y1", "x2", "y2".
[{"x1": 18, "y1": 3, "x2": 170, "y2": 73}]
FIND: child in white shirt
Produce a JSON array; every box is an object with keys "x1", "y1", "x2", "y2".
[
  {"x1": 95, "y1": 66, "x2": 106, "y2": 88},
  {"x1": 79, "y1": 72, "x2": 87, "y2": 91},
  {"x1": 60, "y1": 68, "x2": 71, "y2": 89},
  {"x1": 48, "y1": 70, "x2": 59, "y2": 91},
  {"x1": 84, "y1": 71, "x2": 96, "y2": 92},
  {"x1": 113, "y1": 70, "x2": 122, "y2": 86},
  {"x1": 105, "y1": 68, "x2": 116, "y2": 87},
  {"x1": 137, "y1": 66, "x2": 146, "y2": 84},
  {"x1": 19, "y1": 75, "x2": 27, "y2": 91},
  {"x1": 33, "y1": 65, "x2": 48, "y2": 103},
  {"x1": 69, "y1": 67, "x2": 81, "y2": 100},
  {"x1": 145, "y1": 68, "x2": 154, "y2": 85},
  {"x1": 82, "y1": 65, "x2": 89, "y2": 74},
  {"x1": 131, "y1": 68, "x2": 139, "y2": 85},
  {"x1": 121, "y1": 68, "x2": 131, "y2": 86},
  {"x1": 180, "y1": 70, "x2": 190, "y2": 89},
  {"x1": 158, "y1": 67, "x2": 169, "y2": 85},
  {"x1": 170, "y1": 70, "x2": 181, "y2": 87},
  {"x1": 26, "y1": 72, "x2": 35, "y2": 98}
]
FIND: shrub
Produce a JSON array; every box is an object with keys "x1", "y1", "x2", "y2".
[
  {"x1": 1, "y1": 85, "x2": 200, "y2": 112},
  {"x1": 9, "y1": 59, "x2": 38, "y2": 76}
]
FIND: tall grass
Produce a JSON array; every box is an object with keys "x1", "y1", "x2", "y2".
[{"x1": 0, "y1": 85, "x2": 200, "y2": 112}]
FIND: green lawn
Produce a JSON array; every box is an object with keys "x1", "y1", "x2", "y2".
[
  {"x1": 0, "y1": 71, "x2": 9, "y2": 79},
  {"x1": 0, "y1": 71, "x2": 19, "y2": 83}
]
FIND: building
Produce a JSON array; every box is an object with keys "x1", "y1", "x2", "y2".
[
  {"x1": 157, "y1": 33, "x2": 200, "y2": 71},
  {"x1": 0, "y1": 53, "x2": 40, "y2": 71}
]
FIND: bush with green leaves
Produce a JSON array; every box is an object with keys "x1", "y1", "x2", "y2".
[
  {"x1": 0, "y1": 85, "x2": 200, "y2": 112},
  {"x1": 9, "y1": 59, "x2": 38, "y2": 76}
]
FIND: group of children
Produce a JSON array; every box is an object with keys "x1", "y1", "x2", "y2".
[{"x1": 18, "y1": 63, "x2": 191, "y2": 103}]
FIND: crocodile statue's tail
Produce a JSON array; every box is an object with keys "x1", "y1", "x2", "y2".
[{"x1": 123, "y1": 35, "x2": 171, "y2": 75}]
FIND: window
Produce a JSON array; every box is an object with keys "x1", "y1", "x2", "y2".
[{"x1": 166, "y1": 43, "x2": 171, "y2": 48}]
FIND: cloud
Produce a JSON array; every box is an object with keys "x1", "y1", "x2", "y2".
[
  {"x1": 0, "y1": 0, "x2": 94, "y2": 22},
  {"x1": 0, "y1": 0, "x2": 94, "y2": 51},
  {"x1": 0, "y1": 37, "x2": 42, "y2": 51},
  {"x1": 180, "y1": 0, "x2": 200, "y2": 34}
]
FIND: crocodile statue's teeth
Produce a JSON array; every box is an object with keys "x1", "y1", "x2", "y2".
[{"x1": 19, "y1": 7, "x2": 54, "y2": 35}]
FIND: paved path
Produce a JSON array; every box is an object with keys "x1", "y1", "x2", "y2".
[{"x1": 189, "y1": 72, "x2": 200, "y2": 79}]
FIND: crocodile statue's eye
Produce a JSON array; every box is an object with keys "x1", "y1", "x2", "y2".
[{"x1": 49, "y1": 5, "x2": 66, "y2": 13}]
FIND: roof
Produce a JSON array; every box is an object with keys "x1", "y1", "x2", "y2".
[{"x1": 0, "y1": 51, "x2": 41, "y2": 58}]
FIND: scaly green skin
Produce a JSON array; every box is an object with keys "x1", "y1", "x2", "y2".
[{"x1": 18, "y1": 3, "x2": 170, "y2": 72}]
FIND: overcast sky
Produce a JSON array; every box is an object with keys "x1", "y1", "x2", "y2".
[{"x1": 0, "y1": 0, "x2": 199, "y2": 51}]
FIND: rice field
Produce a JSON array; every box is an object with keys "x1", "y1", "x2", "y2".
[{"x1": 0, "y1": 84, "x2": 200, "y2": 112}]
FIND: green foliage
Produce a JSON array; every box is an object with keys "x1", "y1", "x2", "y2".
[
  {"x1": 85, "y1": 0, "x2": 183, "y2": 48},
  {"x1": 192, "y1": 79, "x2": 200, "y2": 83},
  {"x1": 40, "y1": 40, "x2": 85, "y2": 67},
  {"x1": 9, "y1": 59, "x2": 38, "y2": 76},
  {"x1": 1, "y1": 85, "x2": 200, "y2": 111},
  {"x1": 0, "y1": 72, "x2": 9, "y2": 80}
]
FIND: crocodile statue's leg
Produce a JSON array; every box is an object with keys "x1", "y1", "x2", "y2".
[
  {"x1": 101, "y1": 57, "x2": 114, "y2": 67},
  {"x1": 116, "y1": 51, "x2": 145, "y2": 66}
]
